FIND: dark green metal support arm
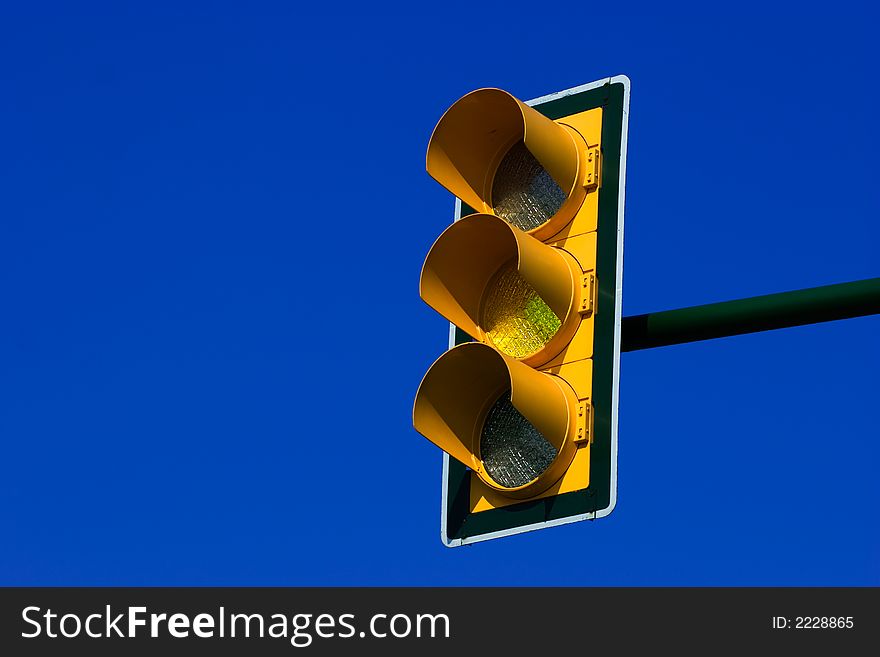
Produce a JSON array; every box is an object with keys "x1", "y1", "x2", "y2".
[{"x1": 621, "y1": 277, "x2": 880, "y2": 352}]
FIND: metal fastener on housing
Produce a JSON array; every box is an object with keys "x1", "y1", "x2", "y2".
[
  {"x1": 574, "y1": 402, "x2": 591, "y2": 445},
  {"x1": 579, "y1": 273, "x2": 596, "y2": 315},
  {"x1": 583, "y1": 146, "x2": 601, "y2": 190}
]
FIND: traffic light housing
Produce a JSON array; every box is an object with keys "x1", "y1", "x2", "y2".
[{"x1": 414, "y1": 77, "x2": 630, "y2": 545}]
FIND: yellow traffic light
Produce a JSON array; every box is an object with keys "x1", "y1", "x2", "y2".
[
  {"x1": 426, "y1": 88, "x2": 600, "y2": 241},
  {"x1": 413, "y1": 342, "x2": 589, "y2": 500},
  {"x1": 419, "y1": 212, "x2": 595, "y2": 368},
  {"x1": 415, "y1": 78, "x2": 629, "y2": 544}
]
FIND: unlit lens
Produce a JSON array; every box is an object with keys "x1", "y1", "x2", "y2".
[
  {"x1": 480, "y1": 390, "x2": 557, "y2": 488},
  {"x1": 492, "y1": 141, "x2": 566, "y2": 231}
]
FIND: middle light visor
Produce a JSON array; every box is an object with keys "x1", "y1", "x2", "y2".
[{"x1": 481, "y1": 259, "x2": 562, "y2": 359}]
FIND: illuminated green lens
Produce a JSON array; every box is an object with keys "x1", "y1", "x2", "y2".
[{"x1": 482, "y1": 264, "x2": 561, "y2": 359}]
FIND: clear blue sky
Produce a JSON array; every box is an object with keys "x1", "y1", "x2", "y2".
[{"x1": 1, "y1": 2, "x2": 877, "y2": 585}]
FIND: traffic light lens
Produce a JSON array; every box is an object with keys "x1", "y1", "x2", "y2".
[
  {"x1": 492, "y1": 141, "x2": 566, "y2": 232},
  {"x1": 482, "y1": 264, "x2": 562, "y2": 359},
  {"x1": 480, "y1": 390, "x2": 558, "y2": 488}
]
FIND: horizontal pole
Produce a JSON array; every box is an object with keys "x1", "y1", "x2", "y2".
[{"x1": 621, "y1": 277, "x2": 880, "y2": 352}]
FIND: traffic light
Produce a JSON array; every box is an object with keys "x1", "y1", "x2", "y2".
[{"x1": 414, "y1": 77, "x2": 630, "y2": 546}]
